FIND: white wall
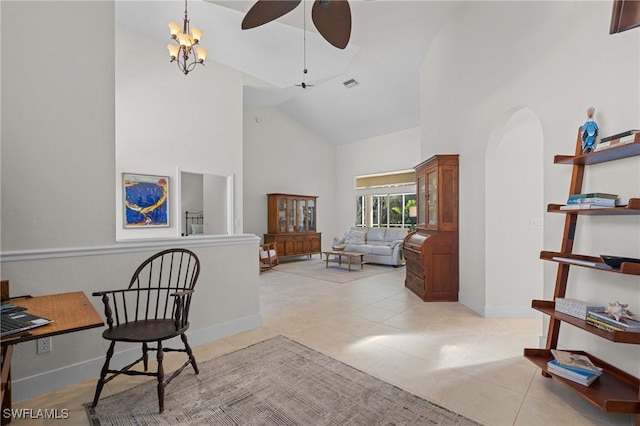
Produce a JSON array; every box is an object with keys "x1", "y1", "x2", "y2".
[
  {"x1": 243, "y1": 106, "x2": 337, "y2": 249},
  {"x1": 203, "y1": 174, "x2": 228, "y2": 235},
  {"x1": 335, "y1": 127, "x2": 421, "y2": 234},
  {"x1": 1, "y1": 2, "x2": 260, "y2": 402},
  {"x1": 115, "y1": 25, "x2": 244, "y2": 240},
  {"x1": 1, "y1": 1, "x2": 116, "y2": 251},
  {"x1": 421, "y1": 1, "x2": 640, "y2": 375}
]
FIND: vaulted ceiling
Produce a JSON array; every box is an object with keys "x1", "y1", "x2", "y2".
[{"x1": 116, "y1": 1, "x2": 463, "y2": 144}]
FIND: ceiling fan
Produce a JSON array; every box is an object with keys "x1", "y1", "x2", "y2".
[{"x1": 241, "y1": 0, "x2": 352, "y2": 49}]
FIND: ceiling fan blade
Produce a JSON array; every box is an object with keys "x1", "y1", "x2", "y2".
[
  {"x1": 242, "y1": 0, "x2": 302, "y2": 30},
  {"x1": 311, "y1": 0, "x2": 351, "y2": 49}
]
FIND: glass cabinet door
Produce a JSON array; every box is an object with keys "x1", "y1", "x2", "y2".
[
  {"x1": 288, "y1": 199, "x2": 296, "y2": 232},
  {"x1": 417, "y1": 176, "x2": 426, "y2": 226},
  {"x1": 308, "y1": 199, "x2": 316, "y2": 230},
  {"x1": 427, "y1": 170, "x2": 438, "y2": 226},
  {"x1": 298, "y1": 199, "x2": 306, "y2": 231},
  {"x1": 278, "y1": 197, "x2": 287, "y2": 232}
]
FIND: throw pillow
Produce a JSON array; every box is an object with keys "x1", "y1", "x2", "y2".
[
  {"x1": 344, "y1": 229, "x2": 366, "y2": 245},
  {"x1": 191, "y1": 224, "x2": 204, "y2": 235}
]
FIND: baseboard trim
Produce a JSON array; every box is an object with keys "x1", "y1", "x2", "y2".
[{"x1": 12, "y1": 313, "x2": 262, "y2": 402}]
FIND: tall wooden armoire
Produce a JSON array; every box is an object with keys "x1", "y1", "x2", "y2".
[
  {"x1": 264, "y1": 193, "x2": 321, "y2": 258},
  {"x1": 403, "y1": 155, "x2": 459, "y2": 301}
]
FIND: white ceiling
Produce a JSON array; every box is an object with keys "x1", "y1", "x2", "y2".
[{"x1": 116, "y1": 1, "x2": 463, "y2": 144}]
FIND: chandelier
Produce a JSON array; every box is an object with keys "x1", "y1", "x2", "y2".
[{"x1": 167, "y1": 0, "x2": 208, "y2": 76}]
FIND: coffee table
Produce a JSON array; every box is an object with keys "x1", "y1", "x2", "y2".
[{"x1": 322, "y1": 251, "x2": 366, "y2": 271}]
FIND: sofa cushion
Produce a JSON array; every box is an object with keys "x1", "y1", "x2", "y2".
[
  {"x1": 345, "y1": 244, "x2": 372, "y2": 254},
  {"x1": 367, "y1": 241, "x2": 388, "y2": 247},
  {"x1": 370, "y1": 245, "x2": 393, "y2": 256},
  {"x1": 344, "y1": 229, "x2": 366, "y2": 244},
  {"x1": 385, "y1": 228, "x2": 408, "y2": 242},
  {"x1": 367, "y1": 228, "x2": 386, "y2": 242}
]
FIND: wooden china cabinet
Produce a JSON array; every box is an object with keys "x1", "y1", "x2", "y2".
[
  {"x1": 403, "y1": 155, "x2": 459, "y2": 301},
  {"x1": 264, "y1": 193, "x2": 321, "y2": 259}
]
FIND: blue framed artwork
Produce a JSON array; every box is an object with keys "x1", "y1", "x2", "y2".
[{"x1": 123, "y1": 173, "x2": 169, "y2": 228}]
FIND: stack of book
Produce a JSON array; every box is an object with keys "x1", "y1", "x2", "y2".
[
  {"x1": 547, "y1": 350, "x2": 603, "y2": 386},
  {"x1": 559, "y1": 193, "x2": 618, "y2": 210},
  {"x1": 586, "y1": 311, "x2": 640, "y2": 333},
  {"x1": 595, "y1": 130, "x2": 640, "y2": 152}
]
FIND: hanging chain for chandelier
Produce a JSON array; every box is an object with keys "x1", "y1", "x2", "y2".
[
  {"x1": 167, "y1": 0, "x2": 208, "y2": 76},
  {"x1": 296, "y1": 0, "x2": 314, "y2": 89}
]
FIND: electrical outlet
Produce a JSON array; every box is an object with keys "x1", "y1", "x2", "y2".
[{"x1": 37, "y1": 337, "x2": 51, "y2": 354}]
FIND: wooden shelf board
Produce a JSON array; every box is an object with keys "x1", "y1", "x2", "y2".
[
  {"x1": 554, "y1": 141, "x2": 640, "y2": 165},
  {"x1": 548, "y1": 199, "x2": 640, "y2": 215},
  {"x1": 532, "y1": 300, "x2": 640, "y2": 344},
  {"x1": 540, "y1": 251, "x2": 640, "y2": 276},
  {"x1": 524, "y1": 348, "x2": 640, "y2": 414}
]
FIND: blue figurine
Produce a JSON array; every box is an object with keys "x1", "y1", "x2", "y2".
[{"x1": 581, "y1": 106, "x2": 598, "y2": 153}]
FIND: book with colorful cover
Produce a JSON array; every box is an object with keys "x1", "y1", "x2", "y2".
[
  {"x1": 586, "y1": 317, "x2": 625, "y2": 333},
  {"x1": 566, "y1": 197, "x2": 616, "y2": 206},
  {"x1": 587, "y1": 311, "x2": 640, "y2": 331},
  {"x1": 547, "y1": 360, "x2": 601, "y2": 386},
  {"x1": 550, "y1": 349, "x2": 602, "y2": 374}
]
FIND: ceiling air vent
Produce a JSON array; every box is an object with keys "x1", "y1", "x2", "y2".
[{"x1": 343, "y1": 78, "x2": 359, "y2": 89}]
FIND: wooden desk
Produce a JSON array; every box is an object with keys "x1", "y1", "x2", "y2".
[{"x1": 1, "y1": 292, "x2": 103, "y2": 423}]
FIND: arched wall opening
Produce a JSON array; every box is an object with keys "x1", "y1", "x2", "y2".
[{"x1": 485, "y1": 107, "x2": 544, "y2": 317}]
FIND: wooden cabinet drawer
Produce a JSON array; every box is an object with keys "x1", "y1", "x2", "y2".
[{"x1": 407, "y1": 261, "x2": 424, "y2": 278}]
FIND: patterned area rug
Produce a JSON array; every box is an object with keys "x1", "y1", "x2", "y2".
[
  {"x1": 87, "y1": 336, "x2": 482, "y2": 425},
  {"x1": 275, "y1": 258, "x2": 396, "y2": 283}
]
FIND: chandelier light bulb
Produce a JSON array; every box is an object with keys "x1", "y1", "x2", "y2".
[
  {"x1": 196, "y1": 47, "x2": 208, "y2": 63},
  {"x1": 167, "y1": 44, "x2": 179, "y2": 60},
  {"x1": 191, "y1": 27, "x2": 203, "y2": 44},
  {"x1": 176, "y1": 33, "x2": 192, "y2": 48},
  {"x1": 168, "y1": 21, "x2": 181, "y2": 38}
]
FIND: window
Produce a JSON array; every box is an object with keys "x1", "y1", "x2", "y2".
[{"x1": 355, "y1": 193, "x2": 417, "y2": 228}]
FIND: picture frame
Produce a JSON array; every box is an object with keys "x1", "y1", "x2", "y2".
[{"x1": 122, "y1": 173, "x2": 170, "y2": 228}]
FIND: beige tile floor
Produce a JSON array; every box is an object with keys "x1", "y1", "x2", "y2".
[{"x1": 10, "y1": 263, "x2": 636, "y2": 425}]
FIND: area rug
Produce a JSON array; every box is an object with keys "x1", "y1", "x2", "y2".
[
  {"x1": 275, "y1": 259, "x2": 395, "y2": 283},
  {"x1": 86, "y1": 336, "x2": 481, "y2": 426}
]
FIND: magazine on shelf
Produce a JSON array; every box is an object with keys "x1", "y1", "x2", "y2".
[
  {"x1": 551, "y1": 257, "x2": 612, "y2": 269},
  {"x1": 550, "y1": 350, "x2": 602, "y2": 374},
  {"x1": 566, "y1": 197, "x2": 616, "y2": 206},
  {"x1": 587, "y1": 311, "x2": 640, "y2": 331},
  {"x1": 568, "y1": 193, "x2": 618, "y2": 200},
  {"x1": 547, "y1": 360, "x2": 601, "y2": 386},
  {"x1": 560, "y1": 204, "x2": 613, "y2": 210}
]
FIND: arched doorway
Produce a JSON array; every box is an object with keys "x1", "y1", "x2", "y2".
[{"x1": 485, "y1": 108, "x2": 544, "y2": 317}]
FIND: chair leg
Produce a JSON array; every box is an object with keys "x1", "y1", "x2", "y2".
[
  {"x1": 142, "y1": 342, "x2": 149, "y2": 371},
  {"x1": 156, "y1": 340, "x2": 165, "y2": 413},
  {"x1": 181, "y1": 333, "x2": 199, "y2": 374},
  {"x1": 92, "y1": 341, "x2": 116, "y2": 408}
]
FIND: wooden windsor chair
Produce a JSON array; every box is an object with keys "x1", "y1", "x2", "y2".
[{"x1": 91, "y1": 248, "x2": 200, "y2": 413}]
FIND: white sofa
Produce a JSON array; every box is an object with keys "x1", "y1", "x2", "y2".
[{"x1": 334, "y1": 227, "x2": 408, "y2": 267}]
